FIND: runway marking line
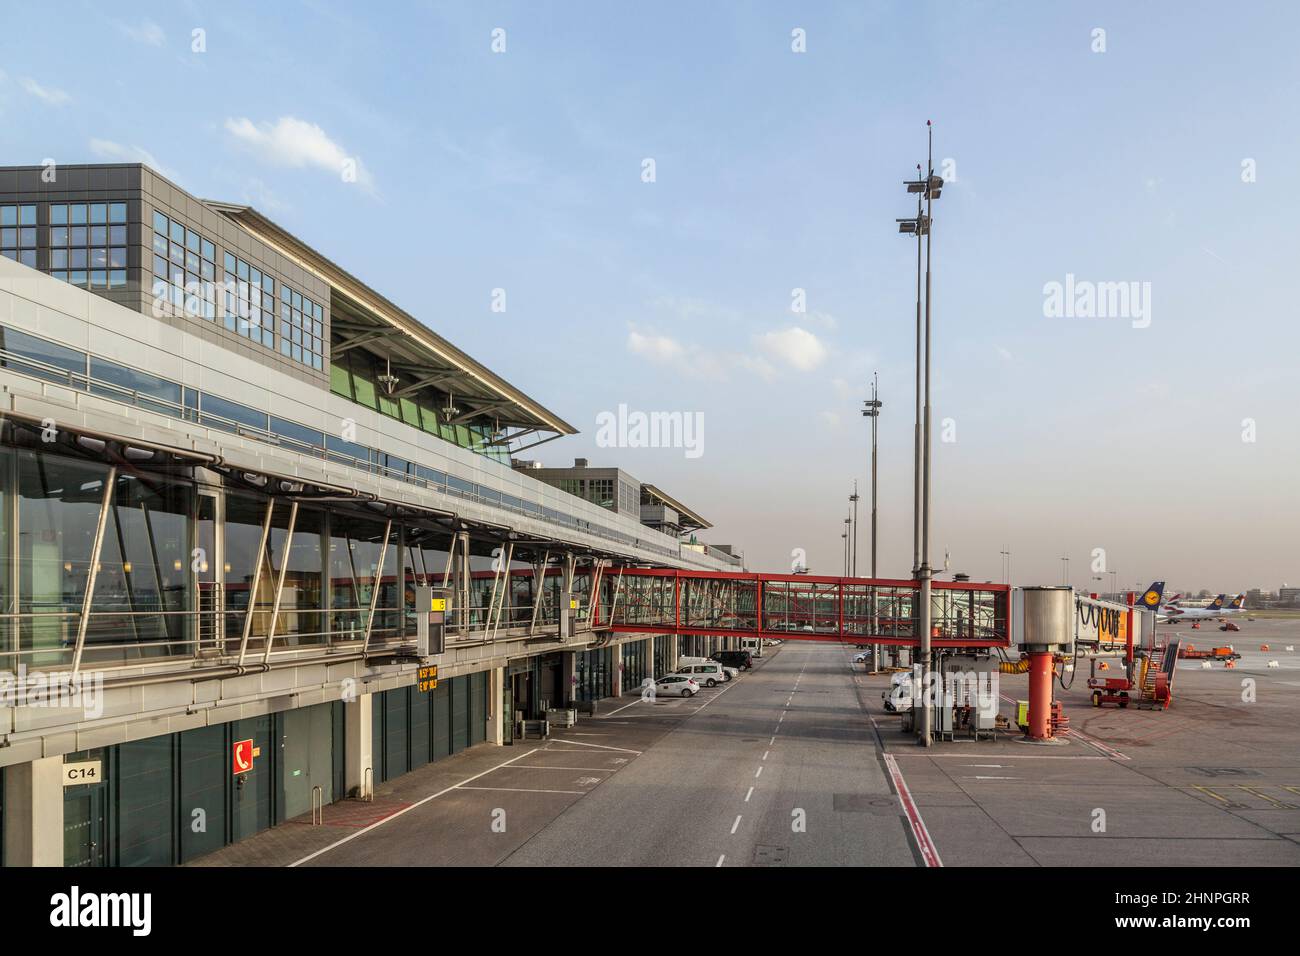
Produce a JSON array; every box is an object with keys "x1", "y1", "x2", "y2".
[
  {"x1": 730, "y1": 815, "x2": 742, "y2": 834},
  {"x1": 882, "y1": 752, "x2": 943, "y2": 868},
  {"x1": 745, "y1": 786, "x2": 754, "y2": 802}
]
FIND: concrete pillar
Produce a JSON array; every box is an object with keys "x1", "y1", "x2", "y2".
[
  {"x1": 563, "y1": 651, "x2": 578, "y2": 707},
  {"x1": 3, "y1": 756, "x2": 64, "y2": 866},
  {"x1": 489, "y1": 667, "x2": 505, "y2": 745},
  {"x1": 611, "y1": 642, "x2": 623, "y2": 697},
  {"x1": 343, "y1": 693, "x2": 374, "y2": 799}
]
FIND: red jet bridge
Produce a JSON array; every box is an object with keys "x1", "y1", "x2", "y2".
[{"x1": 593, "y1": 569, "x2": 1011, "y2": 649}]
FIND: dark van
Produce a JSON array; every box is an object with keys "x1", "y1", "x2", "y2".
[{"x1": 709, "y1": 650, "x2": 753, "y2": 671}]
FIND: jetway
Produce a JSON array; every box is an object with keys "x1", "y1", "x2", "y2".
[{"x1": 595, "y1": 569, "x2": 1011, "y2": 650}]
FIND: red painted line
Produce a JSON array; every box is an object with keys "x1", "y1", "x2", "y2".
[{"x1": 882, "y1": 753, "x2": 943, "y2": 867}]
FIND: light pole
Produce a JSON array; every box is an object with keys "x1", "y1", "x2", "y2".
[
  {"x1": 1000, "y1": 548, "x2": 1011, "y2": 586},
  {"x1": 849, "y1": 482, "x2": 860, "y2": 577},
  {"x1": 863, "y1": 377, "x2": 883, "y2": 666},
  {"x1": 843, "y1": 517, "x2": 852, "y2": 576},
  {"x1": 899, "y1": 122, "x2": 943, "y2": 746},
  {"x1": 1061, "y1": 556, "x2": 1070, "y2": 587}
]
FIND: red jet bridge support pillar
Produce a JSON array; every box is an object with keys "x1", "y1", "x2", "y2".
[
  {"x1": 1027, "y1": 651, "x2": 1054, "y2": 740},
  {"x1": 1017, "y1": 587, "x2": 1074, "y2": 744}
]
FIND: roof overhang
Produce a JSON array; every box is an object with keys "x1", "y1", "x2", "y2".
[
  {"x1": 641, "y1": 483, "x2": 712, "y2": 531},
  {"x1": 202, "y1": 201, "x2": 577, "y2": 438}
]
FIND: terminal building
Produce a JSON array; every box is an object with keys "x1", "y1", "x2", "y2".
[{"x1": 0, "y1": 164, "x2": 741, "y2": 866}]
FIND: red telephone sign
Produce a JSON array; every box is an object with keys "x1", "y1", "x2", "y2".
[{"x1": 233, "y1": 738, "x2": 254, "y2": 775}]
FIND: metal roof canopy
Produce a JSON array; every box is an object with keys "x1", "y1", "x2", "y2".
[
  {"x1": 203, "y1": 202, "x2": 577, "y2": 442},
  {"x1": 641, "y1": 482, "x2": 712, "y2": 531}
]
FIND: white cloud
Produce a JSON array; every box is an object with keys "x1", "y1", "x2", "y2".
[
  {"x1": 119, "y1": 19, "x2": 165, "y2": 46},
  {"x1": 754, "y1": 326, "x2": 828, "y2": 372},
  {"x1": 224, "y1": 116, "x2": 374, "y2": 192},
  {"x1": 19, "y1": 77, "x2": 70, "y2": 106},
  {"x1": 995, "y1": 346, "x2": 1013, "y2": 362},
  {"x1": 737, "y1": 354, "x2": 777, "y2": 382},
  {"x1": 627, "y1": 329, "x2": 684, "y2": 363},
  {"x1": 89, "y1": 139, "x2": 170, "y2": 177},
  {"x1": 802, "y1": 310, "x2": 838, "y2": 331}
]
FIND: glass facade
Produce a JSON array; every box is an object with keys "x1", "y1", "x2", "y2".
[
  {"x1": 0, "y1": 204, "x2": 38, "y2": 269},
  {"x1": 0, "y1": 321, "x2": 685, "y2": 561},
  {"x1": 329, "y1": 348, "x2": 509, "y2": 464},
  {"x1": 575, "y1": 647, "x2": 614, "y2": 702},
  {"x1": 151, "y1": 210, "x2": 216, "y2": 319},
  {"x1": 278, "y1": 282, "x2": 324, "y2": 370},
  {"x1": 220, "y1": 250, "x2": 275, "y2": 348}
]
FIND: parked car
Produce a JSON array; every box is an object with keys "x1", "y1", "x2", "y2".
[
  {"x1": 882, "y1": 671, "x2": 914, "y2": 713},
  {"x1": 679, "y1": 656, "x2": 737, "y2": 681},
  {"x1": 710, "y1": 650, "x2": 753, "y2": 671},
  {"x1": 653, "y1": 675, "x2": 699, "y2": 698},
  {"x1": 674, "y1": 662, "x2": 729, "y2": 687},
  {"x1": 853, "y1": 651, "x2": 871, "y2": 665}
]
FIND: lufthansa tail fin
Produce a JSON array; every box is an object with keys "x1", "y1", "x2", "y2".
[{"x1": 1137, "y1": 581, "x2": 1165, "y2": 612}]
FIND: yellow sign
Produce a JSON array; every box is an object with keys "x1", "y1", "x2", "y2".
[
  {"x1": 569, "y1": 599, "x2": 578, "y2": 610},
  {"x1": 418, "y1": 664, "x2": 439, "y2": 692},
  {"x1": 430, "y1": 597, "x2": 446, "y2": 612}
]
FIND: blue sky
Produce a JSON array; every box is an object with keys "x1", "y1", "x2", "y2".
[{"x1": 3, "y1": 1, "x2": 1298, "y2": 591}]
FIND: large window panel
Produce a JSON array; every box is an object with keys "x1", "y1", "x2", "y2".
[{"x1": 328, "y1": 512, "x2": 394, "y2": 643}]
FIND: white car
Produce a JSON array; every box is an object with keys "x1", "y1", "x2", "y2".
[
  {"x1": 677, "y1": 658, "x2": 736, "y2": 681},
  {"x1": 853, "y1": 651, "x2": 871, "y2": 665},
  {"x1": 653, "y1": 675, "x2": 699, "y2": 698},
  {"x1": 882, "y1": 672, "x2": 914, "y2": 713},
  {"x1": 674, "y1": 662, "x2": 728, "y2": 688}
]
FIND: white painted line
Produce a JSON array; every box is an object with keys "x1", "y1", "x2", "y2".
[
  {"x1": 1065, "y1": 728, "x2": 1131, "y2": 761},
  {"x1": 601, "y1": 697, "x2": 648, "y2": 717},
  {"x1": 511, "y1": 765, "x2": 615, "y2": 772},
  {"x1": 754, "y1": 766, "x2": 764, "y2": 778},
  {"x1": 547, "y1": 738, "x2": 642, "y2": 754},
  {"x1": 769, "y1": 736, "x2": 776, "y2": 745},
  {"x1": 966, "y1": 776, "x2": 1018, "y2": 781},
  {"x1": 891, "y1": 753, "x2": 1105, "y2": 761},
  {"x1": 716, "y1": 854, "x2": 726, "y2": 867},
  {"x1": 882, "y1": 752, "x2": 943, "y2": 868},
  {"x1": 730, "y1": 815, "x2": 742, "y2": 835},
  {"x1": 457, "y1": 786, "x2": 587, "y2": 795},
  {"x1": 288, "y1": 747, "x2": 541, "y2": 867},
  {"x1": 744, "y1": 786, "x2": 754, "y2": 802},
  {"x1": 762, "y1": 751, "x2": 769, "y2": 761}
]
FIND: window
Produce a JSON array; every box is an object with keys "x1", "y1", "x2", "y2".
[
  {"x1": 150, "y1": 210, "x2": 216, "y2": 320},
  {"x1": 0, "y1": 324, "x2": 86, "y2": 383},
  {"x1": 47, "y1": 203, "x2": 125, "y2": 287},
  {"x1": 1, "y1": 204, "x2": 38, "y2": 268},
  {"x1": 278, "y1": 281, "x2": 324, "y2": 370},
  {"x1": 220, "y1": 252, "x2": 274, "y2": 349},
  {"x1": 89, "y1": 357, "x2": 183, "y2": 417}
]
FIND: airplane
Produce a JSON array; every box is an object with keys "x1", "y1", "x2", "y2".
[
  {"x1": 1220, "y1": 593, "x2": 1247, "y2": 615},
  {"x1": 1160, "y1": 593, "x2": 1231, "y2": 623},
  {"x1": 1134, "y1": 581, "x2": 1166, "y2": 614}
]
